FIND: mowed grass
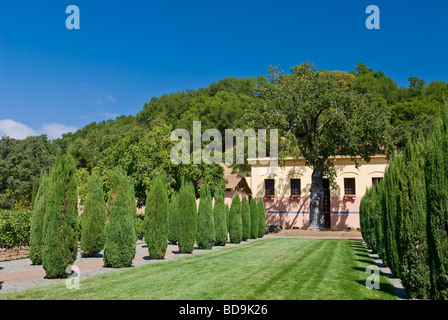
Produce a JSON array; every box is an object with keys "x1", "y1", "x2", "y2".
[{"x1": 1, "y1": 238, "x2": 397, "y2": 300}]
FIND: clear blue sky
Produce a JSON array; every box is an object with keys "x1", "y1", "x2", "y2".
[{"x1": 0, "y1": 0, "x2": 447, "y2": 139}]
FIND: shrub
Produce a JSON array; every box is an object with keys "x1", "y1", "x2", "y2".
[
  {"x1": 144, "y1": 174, "x2": 169, "y2": 259},
  {"x1": 80, "y1": 174, "x2": 106, "y2": 257},
  {"x1": 103, "y1": 169, "x2": 137, "y2": 268},
  {"x1": 229, "y1": 194, "x2": 242, "y2": 244},
  {"x1": 168, "y1": 193, "x2": 179, "y2": 245},
  {"x1": 249, "y1": 198, "x2": 258, "y2": 239},
  {"x1": 29, "y1": 172, "x2": 50, "y2": 264},
  {"x1": 0, "y1": 209, "x2": 31, "y2": 248},
  {"x1": 257, "y1": 199, "x2": 266, "y2": 238},
  {"x1": 213, "y1": 190, "x2": 227, "y2": 246},
  {"x1": 42, "y1": 154, "x2": 79, "y2": 278},
  {"x1": 177, "y1": 180, "x2": 197, "y2": 253},
  {"x1": 226, "y1": 203, "x2": 230, "y2": 233},
  {"x1": 241, "y1": 196, "x2": 251, "y2": 241},
  {"x1": 197, "y1": 183, "x2": 215, "y2": 250}
]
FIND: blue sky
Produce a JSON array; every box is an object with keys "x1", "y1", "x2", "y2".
[{"x1": 0, "y1": 0, "x2": 447, "y2": 139}]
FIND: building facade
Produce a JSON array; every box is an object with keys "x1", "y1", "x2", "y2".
[{"x1": 248, "y1": 155, "x2": 388, "y2": 230}]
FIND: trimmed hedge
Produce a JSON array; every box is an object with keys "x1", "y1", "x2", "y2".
[{"x1": 360, "y1": 103, "x2": 448, "y2": 299}]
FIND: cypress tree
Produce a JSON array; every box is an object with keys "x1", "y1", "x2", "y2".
[
  {"x1": 103, "y1": 169, "x2": 137, "y2": 268},
  {"x1": 80, "y1": 174, "x2": 106, "y2": 257},
  {"x1": 29, "y1": 172, "x2": 50, "y2": 265},
  {"x1": 229, "y1": 193, "x2": 242, "y2": 244},
  {"x1": 241, "y1": 195, "x2": 251, "y2": 241},
  {"x1": 425, "y1": 104, "x2": 448, "y2": 300},
  {"x1": 397, "y1": 141, "x2": 431, "y2": 298},
  {"x1": 257, "y1": 199, "x2": 266, "y2": 238},
  {"x1": 42, "y1": 154, "x2": 79, "y2": 278},
  {"x1": 213, "y1": 189, "x2": 228, "y2": 246},
  {"x1": 177, "y1": 180, "x2": 197, "y2": 253},
  {"x1": 226, "y1": 203, "x2": 230, "y2": 233},
  {"x1": 249, "y1": 198, "x2": 258, "y2": 239},
  {"x1": 168, "y1": 193, "x2": 179, "y2": 245},
  {"x1": 197, "y1": 183, "x2": 215, "y2": 250},
  {"x1": 144, "y1": 174, "x2": 169, "y2": 259}
]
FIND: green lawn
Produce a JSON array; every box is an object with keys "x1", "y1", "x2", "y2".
[{"x1": 1, "y1": 238, "x2": 397, "y2": 300}]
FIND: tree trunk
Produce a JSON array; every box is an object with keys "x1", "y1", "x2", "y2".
[{"x1": 308, "y1": 163, "x2": 325, "y2": 230}]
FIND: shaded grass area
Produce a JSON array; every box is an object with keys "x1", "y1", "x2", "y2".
[{"x1": 1, "y1": 239, "x2": 397, "y2": 300}]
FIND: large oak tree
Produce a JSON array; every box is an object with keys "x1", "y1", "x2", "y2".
[{"x1": 251, "y1": 62, "x2": 389, "y2": 230}]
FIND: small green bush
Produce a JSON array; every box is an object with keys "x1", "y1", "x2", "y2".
[{"x1": 0, "y1": 209, "x2": 31, "y2": 249}]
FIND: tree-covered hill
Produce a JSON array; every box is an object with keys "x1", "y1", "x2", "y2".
[{"x1": 1, "y1": 63, "x2": 447, "y2": 210}]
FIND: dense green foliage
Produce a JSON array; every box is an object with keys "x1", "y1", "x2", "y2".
[
  {"x1": 197, "y1": 184, "x2": 215, "y2": 250},
  {"x1": 0, "y1": 136, "x2": 66, "y2": 209},
  {"x1": 249, "y1": 198, "x2": 259, "y2": 239},
  {"x1": 360, "y1": 103, "x2": 448, "y2": 299},
  {"x1": 41, "y1": 154, "x2": 79, "y2": 278},
  {"x1": 241, "y1": 196, "x2": 251, "y2": 241},
  {"x1": 144, "y1": 174, "x2": 169, "y2": 259},
  {"x1": 28, "y1": 172, "x2": 50, "y2": 264},
  {"x1": 213, "y1": 190, "x2": 228, "y2": 246},
  {"x1": 229, "y1": 194, "x2": 242, "y2": 244},
  {"x1": 167, "y1": 193, "x2": 179, "y2": 245},
  {"x1": 0, "y1": 209, "x2": 31, "y2": 248},
  {"x1": 103, "y1": 169, "x2": 137, "y2": 268},
  {"x1": 257, "y1": 199, "x2": 266, "y2": 238},
  {"x1": 177, "y1": 180, "x2": 197, "y2": 253},
  {"x1": 80, "y1": 174, "x2": 106, "y2": 257}
]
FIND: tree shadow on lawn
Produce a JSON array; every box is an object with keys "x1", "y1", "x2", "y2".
[
  {"x1": 354, "y1": 279, "x2": 398, "y2": 298},
  {"x1": 0, "y1": 281, "x2": 3, "y2": 290}
]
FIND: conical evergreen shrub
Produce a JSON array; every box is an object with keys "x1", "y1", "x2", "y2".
[
  {"x1": 241, "y1": 196, "x2": 251, "y2": 241},
  {"x1": 29, "y1": 172, "x2": 50, "y2": 265},
  {"x1": 41, "y1": 154, "x2": 79, "y2": 278},
  {"x1": 168, "y1": 193, "x2": 179, "y2": 245},
  {"x1": 229, "y1": 193, "x2": 242, "y2": 244},
  {"x1": 177, "y1": 180, "x2": 197, "y2": 253},
  {"x1": 144, "y1": 174, "x2": 169, "y2": 259},
  {"x1": 257, "y1": 199, "x2": 266, "y2": 238},
  {"x1": 249, "y1": 198, "x2": 258, "y2": 239},
  {"x1": 103, "y1": 169, "x2": 137, "y2": 268},
  {"x1": 81, "y1": 174, "x2": 106, "y2": 257},
  {"x1": 213, "y1": 189, "x2": 227, "y2": 246},
  {"x1": 226, "y1": 203, "x2": 230, "y2": 233},
  {"x1": 197, "y1": 183, "x2": 215, "y2": 250}
]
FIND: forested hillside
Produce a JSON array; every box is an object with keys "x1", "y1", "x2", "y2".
[{"x1": 1, "y1": 63, "x2": 447, "y2": 210}]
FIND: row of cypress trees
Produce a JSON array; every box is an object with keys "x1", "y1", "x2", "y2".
[
  {"x1": 29, "y1": 161, "x2": 268, "y2": 277},
  {"x1": 29, "y1": 158, "x2": 139, "y2": 277},
  {"x1": 360, "y1": 103, "x2": 448, "y2": 300}
]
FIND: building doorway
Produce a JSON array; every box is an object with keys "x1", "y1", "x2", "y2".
[{"x1": 323, "y1": 179, "x2": 331, "y2": 229}]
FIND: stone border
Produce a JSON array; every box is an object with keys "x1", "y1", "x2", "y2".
[{"x1": 361, "y1": 240, "x2": 410, "y2": 300}]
